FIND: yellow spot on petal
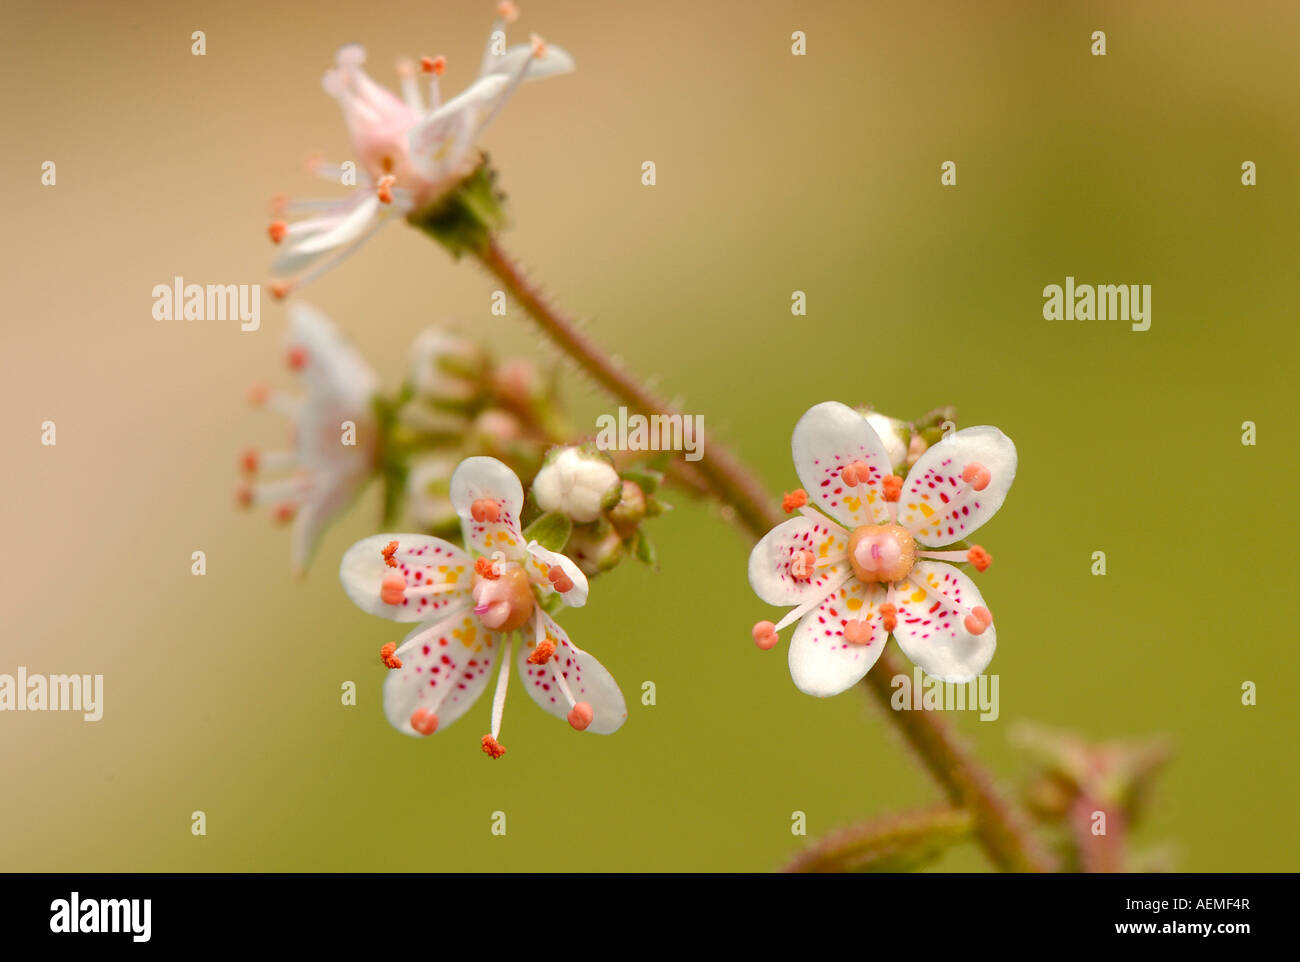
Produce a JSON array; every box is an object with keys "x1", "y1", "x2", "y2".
[
  {"x1": 846, "y1": 597, "x2": 862, "y2": 611},
  {"x1": 911, "y1": 588, "x2": 927, "y2": 603}
]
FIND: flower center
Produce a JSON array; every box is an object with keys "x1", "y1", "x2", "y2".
[
  {"x1": 471, "y1": 565, "x2": 535, "y2": 632},
  {"x1": 847, "y1": 524, "x2": 917, "y2": 584}
]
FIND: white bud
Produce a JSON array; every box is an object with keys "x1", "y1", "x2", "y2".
[
  {"x1": 406, "y1": 455, "x2": 458, "y2": 528},
  {"x1": 864, "y1": 411, "x2": 909, "y2": 471},
  {"x1": 532, "y1": 447, "x2": 621, "y2": 523}
]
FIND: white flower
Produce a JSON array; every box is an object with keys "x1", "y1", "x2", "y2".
[
  {"x1": 238, "y1": 304, "x2": 378, "y2": 573},
  {"x1": 749, "y1": 401, "x2": 1016, "y2": 693},
  {"x1": 531, "y1": 446, "x2": 621, "y2": 523},
  {"x1": 339, "y1": 456, "x2": 626, "y2": 757},
  {"x1": 267, "y1": 3, "x2": 575, "y2": 297}
]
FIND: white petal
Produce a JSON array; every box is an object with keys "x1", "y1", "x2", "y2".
[
  {"x1": 383, "y1": 613, "x2": 499, "y2": 735},
  {"x1": 897, "y1": 426, "x2": 1017, "y2": 547},
  {"x1": 408, "y1": 75, "x2": 509, "y2": 161},
  {"x1": 290, "y1": 470, "x2": 364, "y2": 574},
  {"x1": 451, "y1": 457, "x2": 527, "y2": 559},
  {"x1": 287, "y1": 302, "x2": 378, "y2": 404},
  {"x1": 524, "y1": 540, "x2": 589, "y2": 608},
  {"x1": 517, "y1": 613, "x2": 626, "y2": 735},
  {"x1": 748, "y1": 515, "x2": 851, "y2": 607},
  {"x1": 891, "y1": 562, "x2": 996, "y2": 683},
  {"x1": 339, "y1": 533, "x2": 472, "y2": 622},
  {"x1": 864, "y1": 412, "x2": 909, "y2": 470},
  {"x1": 482, "y1": 43, "x2": 576, "y2": 82},
  {"x1": 283, "y1": 192, "x2": 381, "y2": 257},
  {"x1": 788, "y1": 579, "x2": 888, "y2": 697},
  {"x1": 791, "y1": 401, "x2": 893, "y2": 529}
]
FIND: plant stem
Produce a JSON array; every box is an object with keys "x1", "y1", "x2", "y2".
[
  {"x1": 475, "y1": 234, "x2": 1052, "y2": 873},
  {"x1": 863, "y1": 649, "x2": 1054, "y2": 872},
  {"x1": 476, "y1": 236, "x2": 776, "y2": 535},
  {"x1": 1069, "y1": 796, "x2": 1126, "y2": 873}
]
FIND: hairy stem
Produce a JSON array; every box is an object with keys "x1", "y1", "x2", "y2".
[
  {"x1": 474, "y1": 234, "x2": 1052, "y2": 873},
  {"x1": 863, "y1": 648, "x2": 1053, "y2": 872},
  {"x1": 784, "y1": 804, "x2": 974, "y2": 873},
  {"x1": 477, "y1": 236, "x2": 774, "y2": 534}
]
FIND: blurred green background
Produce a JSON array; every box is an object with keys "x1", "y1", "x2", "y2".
[{"x1": 2, "y1": 0, "x2": 1297, "y2": 871}]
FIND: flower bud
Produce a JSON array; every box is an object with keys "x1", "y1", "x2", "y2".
[
  {"x1": 492, "y1": 358, "x2": 545, "y2": 408},
  {"x1": 608, "y1": 480, "x2": 647, "y2": 538},
  {"x1": 566, "y1": 523, "x2": 625, "y2": 576},
  {"x1": 532, "y1": 446, "x2": 621, "y2": 524}
]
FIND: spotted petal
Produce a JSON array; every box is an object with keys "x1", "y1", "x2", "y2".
[
  {"x1": 788, "y1": 578, "x2": 889, "y2": 697},
  {"x1": 524, "y1": 540, "x2": 589, "y2": 608},
  {"x1": 748, "y1": 515, "x2": 851, "y2": 607},
  {"x1": 891, "y1": 561, "x2": 996, "y2": 683},
  {"x1": 383, "y1": 612, "x2": 499, "y2": 736},
  {"x1": 791, "y1": 401, "x2": 893, "y2": 529},
  {"x1": 339, "y1": 533, "x2": 472, "y2": 623},
  {"x1": 451, "y1": 456, "x2": 527, "y2": 560},
  {"x1": 897, "y1": 426, "x2": 1017, "y2": 547},
  {"x1": 518, "y1": 613, "x2": 626, "y2": 735}
]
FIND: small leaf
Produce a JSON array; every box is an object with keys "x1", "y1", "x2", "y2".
[
  {"x1": 632, "y1": 530, "x2": 658, "y2": 569},
  {"x1": 523, "y1": 512, "x2": 572, "y2": 553},
  {"x1": 622, "y1": 468, "x2": 663, "y2": 495}
]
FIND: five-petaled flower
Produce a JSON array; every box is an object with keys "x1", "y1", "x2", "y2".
[
  {"x1": 749, "y1": 401, "x2": 1017, "y2": 694},
  {"x1": 267, "y1": 2, "x2": 575, "y2": 297},
  {"x1": 339, "y1": 456, "x2": 627, "y2": 757},
  {"x1": 238, "y1": 303, "x2": 378, "y2": 574}
]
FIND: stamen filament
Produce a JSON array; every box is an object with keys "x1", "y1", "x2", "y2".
[
  {"x1": 490, "y1": 637, "x2": 514, "y2": 740},
  {"x1": 773, "y1": 570, "x2": 853, "y2": 632}
]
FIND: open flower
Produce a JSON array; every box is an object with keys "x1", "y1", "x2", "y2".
[
  {"x1": 238, "y1": 303, "x2": 378, "y2": 573},
  {"x1": 267, "y1": 2, "x2": 575, "y2": 296},
  {"x1": 750, "y1": 401, "x2": 1017, "y2": 694},
  {"x1": 340, "y1": 456, "x2": 626, "y2": 757}
]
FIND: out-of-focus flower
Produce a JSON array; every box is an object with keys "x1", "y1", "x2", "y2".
[
  {"x1": 339, "y1": 457, "x2": 626, "y2": 757},
  {"x1": 748, "y1": 401, "x2": 1017, "y2": 694},
  {"x1": 267, "y1": 3, "x2": 574, "y2": 296},
  {"x1": 532, "y1": 446, "x2": 621, "y2": 523},
  {"x1": 238, "y1": 304, "x2": 378, "y2": 573}
]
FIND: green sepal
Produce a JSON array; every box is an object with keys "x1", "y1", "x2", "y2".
[
  {"x1": 632, "y1": 530, "x2": 658, "y2": 569},
  {"x1": 407, "y1": 159, "x2": 506, "y2": 259},
  {"x1": 523, "y1": 512, "x2": 572, "y2": 553},
  {"x1": 621, "y1": 467, "x2": 663, "y2": 495}
]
